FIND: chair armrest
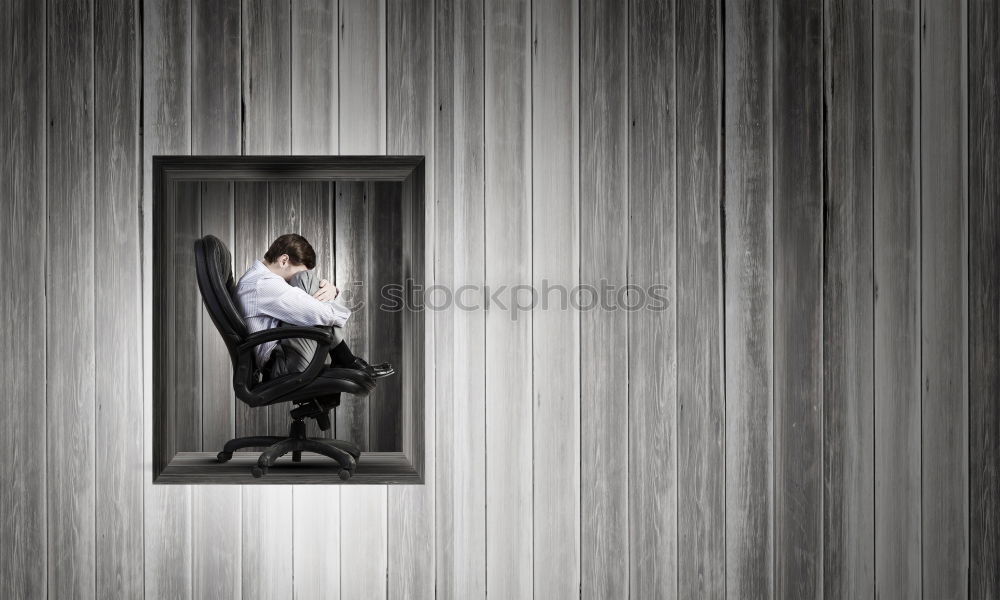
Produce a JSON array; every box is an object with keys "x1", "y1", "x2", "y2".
[{"x1": 238, "y1": 325, "x2": 334, "y2": 353}]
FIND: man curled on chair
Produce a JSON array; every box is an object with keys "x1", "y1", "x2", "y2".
[{"x1": 234, "y1": 233, "x2": 395, "y2": 381}]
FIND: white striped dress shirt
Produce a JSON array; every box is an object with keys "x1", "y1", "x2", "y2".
[{"x1": 234, "y1": 259, "x2": 352, "y2": 368}]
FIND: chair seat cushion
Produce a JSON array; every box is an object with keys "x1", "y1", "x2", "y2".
[{"x1": 254, "y1": 367, "x2": 376, "y2": 406}]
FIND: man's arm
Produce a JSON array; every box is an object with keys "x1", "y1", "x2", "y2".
[{"x1": 257, "y1": 278, "x2": 352, "y2": 327}]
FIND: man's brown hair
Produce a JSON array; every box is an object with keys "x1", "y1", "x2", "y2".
[{"x1": 264, "y1": 233, "x2": 317, "y2": 269}]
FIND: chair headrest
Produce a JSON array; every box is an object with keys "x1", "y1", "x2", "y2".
[{"x1": 194, "y1": 235, "x2": 248, "y2": 341}]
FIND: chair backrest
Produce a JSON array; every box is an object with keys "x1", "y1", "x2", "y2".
[{"x1": 194, "y1": 235, "x2": 256, "y2": 396}]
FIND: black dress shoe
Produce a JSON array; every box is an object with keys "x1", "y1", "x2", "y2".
[{"x1": 352, "y1": 356, "x2": 396, "y2": 379}]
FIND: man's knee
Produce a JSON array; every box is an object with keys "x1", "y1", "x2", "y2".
[{"x1": 289, "y1": 269, "x2": 318, "y2": 293}]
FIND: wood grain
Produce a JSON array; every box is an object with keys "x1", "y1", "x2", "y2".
[
  {"x1": 387, "y1": 0, "x2": 436, "y2": 596},
  {"x1": 580, "y1": 0, "x2": 629, "y2": 596},
  {"x1": 47, "y1": 0, "x2": 96, "y2": 595},
  {"x1": 233, "y1": 181, "x2": 270, "y2": 442},
  {"x1": 969, "y1": 0, "x2": 1000, "y2": 595},
  {"x1": 337, "y1": 7, "x2": 389, "y2": 592},
  {"x1": 291, "y1": 0, "x2": 337, "y2": 155},
  {"x1": 336, "y1": 182, "x2": 370, "y2": 446},
  {"x1": 628, "y1": 0, "x2": 677, "y2": 597},
  {"x1": 676, "y1": 0, "x2": 725, "y2": 596},
  {"x1": 0, "y1": 1, "x2": 47, "y2": 597},
  {"x1": 290, "y1": 11, "x2": 342, "y2": 588},
  {"x1": 531, "y1": 0, "x2": 580, "y2": 596},
  {"x1": 192, "y1": 0, "x2": 241, "y2": 155},
  {"x1": 434, "y1": 2, "x2": 458, "y2": 596},
  {"x1": 484, "y1": 0, "x2": 533, "y2": 595},
  {"x1": 144, "y1": 0, "x2": 193, "y2": 597},
  {"x1": 191, "y1": 5, "x2": 243, "y2": 598},
  {"x1": 920, "y1": 0, "x2": 968, "y2": 597},
  {"x1": 174, "y1": 181, "x2": 203, "y2": 452},
  {"x1": 441, "y1": 0, "x2": 489, "y2": 595},
  {"x1": 822, "y1": 0, "x2": 875, "y2": 596},
  {"x1": 873, "y1": 0, "x2": 921, "y2": 596},
  {"x1": 368, "y1": 182, "x2": 404, "y2": 451},
  {"x1": 240, "y1": 6, "x2": 295, "y2": 589},
  {"x1": 723, "y1": 0, "x2": 774, "y2": 597},
  {"x1": 773, "y1": 0, "x2": 824, "y2": 596}
]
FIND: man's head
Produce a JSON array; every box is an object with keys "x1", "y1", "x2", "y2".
[{"x1": 263, "y1": 233, "x2": 317, "y2": 281}]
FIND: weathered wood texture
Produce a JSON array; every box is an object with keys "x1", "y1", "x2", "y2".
[
  {"x1": 823, "y1": 0, "x2": 875, "y2": 597},
  {"x1": 724, "y1": 0, "x2": 774, "y2": 598},
  {"x1": 386, "y1": 0, "x2": 435, "y2": 597},
  {"x1": 873, "y1": 0, "x2": 922, "y2": 597},
  {"x1": 921, "y1": 0, "x2": 969, "y2": 598},
  {"x1": 3, "y1": 0, "x2": 993, "y2": 598},
  {"x1": 93, "y1": 0, "x2": 144, "y2": 598},
  {"x1": 970, "y1": 0, "x2": 1000, "y2": 596},
  {"x1": 628, "y1": 0, "x2": 677, "y2": 598},
  {"x1": 47, "y1": 1, "x2": 97, "y2": 596},
  {"x1": 190, "y1": 3, "x2": 243, "y2": 598},
  {"x1": 0, "y1": 1, "x2": 47, "y2": 598},
  {"x1": 773, "y1": 0, "x2": 824, "y2": 597},
  {"x1": 484, "y1": 0, "x2": 533, "y2": 596},
  {"x1": 676, "y1": 0, "x2": 725, "y2": 597},
  {"x1": 144, "y1": 1, "x2": 193, "y2": 598},
  {"x1": 580, "y1": 0, "x2": 630, "y2": 597},
  {"x1": 531, "y1": 0, "x2": 580, "y2": 597}
]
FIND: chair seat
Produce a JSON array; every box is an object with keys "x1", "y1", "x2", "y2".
[{"x1": 254, "y1": 367, "x2": 376, "y2": 406}]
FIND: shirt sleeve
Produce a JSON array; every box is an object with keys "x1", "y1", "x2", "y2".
[{"x1": 255, "y1": 277, "x2": 352, "y2": 327}]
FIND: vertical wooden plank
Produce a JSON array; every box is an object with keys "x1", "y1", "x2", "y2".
[
  {"x1": 628, "y1": 0, "x2": 677, "y2": 596},
  {"x1": 580, "y1": 0, "x2": 629, "y2": 596},
  {"x1": 191, "y1": 3, "x2": 243, "y2": 580},
  {"x1": 448, "y1": 2, "x2": 490, "y2": 598},
  {"x1": 822, "y1": 0, "x2": 875, "y2": 596},
  {"x1": 243, "y1": 0, "x2": 291, "y2": 155},
  {"x1": 174, "y1": 181, "x2": 203, "y2": 453},
  {"x1": 433, "y1": 2, "x2": 458, "y2": 596},
  {"x1": 723, "y1": 0, "x2": 774, "y2": 597},
  {"x1": 192, "y1": 0, "x2": 241, "y2": 155},
  {"x1": 969, "y1": 0, "x2": 1000, "y2": 595},
  {"x1": 873, "y1": 0, "x2": 921, "y2": 596},
  {"x1": 194, "y1": 181, "x2": 242, "y2": 600},
  {"x1": 340, "y1": 0, "x2": 387, "y2": 149},
  {"x1": 233, "y1": 181, "x2": 270, "y2": 441},
  {"x1": 368, "y1": 182, "x2": 404, "y2": 451},
  {"x1": 338, "y1": 2, "x2": 390, "y2": 592},
  {"x1": 292, "y1": 0, "x2": 337, "y2": 154},
  {"x1": 531, "y1": 0, "x2": 580, "y2": 596},
  {"x1": 267, "y1": 181, "x2": 303, "y2": 436},
  {"x1": 484, "y1": 0, "x2": 533, "y2": 595},
  {"x1": 47, "y1": 0, "x2": 96, "y2": 596},
  {"x1": 144, "y1": 0, "x2": 192, "y2": 596},
  {"x1": 290, "y1": 6, "x2": 342, "y2": 592},
  {"x1": 920, "y1": 0, "x2": 968, "y2": 596},
  {"x1": 387, "y1": 0, "x2": 436, "y2": 596},
  {"x1": 0, "y1": 0, "x2": 47, "y2": 597},
  {"x1": 94, "y1": 1, "x2": 144, "y2": 595},
  {"x1": 773, "y1": 0, "x2": 824, "y2": 597},
  {"x1": 299, "y1": 182, "x2": 336, "y2": 441},
  {"x1": 242, "y1": 4, "x2": 294, "y2": 597},
  {"x1": 336, "y1": 182, "x2": 370, "y2": 446},
  {"x1": 676, "y1": 0, "x2": 725, "y2": 596}
]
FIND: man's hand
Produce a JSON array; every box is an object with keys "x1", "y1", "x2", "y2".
[{"x1": 313, "y1": 279, "x2": 339, "y2": 302}]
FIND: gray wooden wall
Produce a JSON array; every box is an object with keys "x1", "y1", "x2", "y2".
[
  {"x1": 161, "y1": 179, "x2": 403, "y2": 452},
  {"x1": 1, "y1": 0, "x2": 998, "y2": 598}
]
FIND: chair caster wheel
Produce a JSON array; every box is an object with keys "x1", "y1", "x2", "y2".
[
  {"x1": 338, "y1": 469, "x2": 352, "y2": 481},
  {"x1": 217, "y1": 451, "x2": 232, "y2": 463},
  {"x1": 251, "y1": 465, "x2": 267, "y2": 478}
]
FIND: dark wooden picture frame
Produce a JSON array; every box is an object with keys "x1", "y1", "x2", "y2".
[{"x1": 151, "y1": 156, "x2": 426, "y2": 484}]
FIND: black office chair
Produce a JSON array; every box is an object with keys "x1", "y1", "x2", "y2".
[{"x1": 194, "y1": 234, "x2": 375, "y2": 480}]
